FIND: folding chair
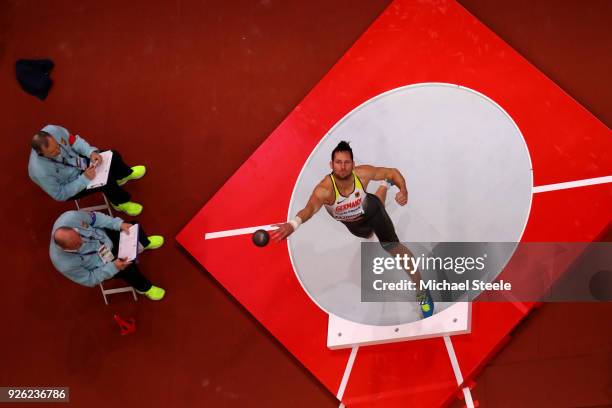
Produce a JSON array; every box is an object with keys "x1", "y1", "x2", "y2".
[{"x1": 74, "y1": 193, "x2": 138, "y2": 305}]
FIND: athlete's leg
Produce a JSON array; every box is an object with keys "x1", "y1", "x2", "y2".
[
  {"x1": 342, "y1": 219, "x2": 374, "y2": 239},
  {"x1": 362, "y1": 194, "x2": 398, "y2": 247},
  {"x1": 386, "y1": 242, "x2": 434, "y2": 317},
  {"x1": 364, "y1": 194, "x2": 434, "y2": 317},
  {"x1": 374, "y1": 184, "x2": 388, "y2": 204},
  {"x1": 374, "y1": 180, "x2": 393, "y2": 205}
]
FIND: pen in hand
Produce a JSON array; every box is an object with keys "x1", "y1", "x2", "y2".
[{"x1": 84, "y1": 164, "x2": 97, "y2": 180}]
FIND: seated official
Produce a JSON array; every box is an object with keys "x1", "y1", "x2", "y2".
[
  {"x1": 28, "y1": 124, "x2": 145, "y2": 216},
  {"x1": 50, "y1": 210, "x2": 166, "y2": 300}
]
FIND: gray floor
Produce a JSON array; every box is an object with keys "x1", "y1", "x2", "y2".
[{"x1": 288, "y1": 84, "x2": 533, "y2": 325}]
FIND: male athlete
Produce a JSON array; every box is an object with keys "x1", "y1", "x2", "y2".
[{"x1": 271, "y1": 141, "x2": 434, "y2": 318}]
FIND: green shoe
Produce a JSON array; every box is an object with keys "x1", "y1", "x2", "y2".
[
  {"x1": 136, "y1": 285, "x2": 165, "y2": 301},
  {"x1": 417, "y1": 291, "x2": 434, "y2": 319},
  {"x1": 117, "y1": 165, "x2": 146, "y2": 186},
  {"x1": 144, "y1": 235, "x2": 164, "y2": 250},
  {"x1": 112, "y1": 201, "x2": 143, "y2": 216}
]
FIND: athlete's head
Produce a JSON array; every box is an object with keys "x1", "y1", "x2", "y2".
[{"x1": 330, "y1": 141, "x2": 354, "y2": 180}]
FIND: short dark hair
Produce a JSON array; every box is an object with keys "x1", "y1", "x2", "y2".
[
  {"x1": 31, "y1": 131, "x2": 51, "y2": 154},
  {"x1": 331, "y1": 141, "x2": 353, "y2": 161}
]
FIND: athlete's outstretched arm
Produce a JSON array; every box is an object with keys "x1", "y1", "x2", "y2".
[
  {"x1": 358, "y1": 165, "x2": 409, "y2": 206},
  {"x1": 271, "y1": 185, "x2": 328, "y2": 242}
]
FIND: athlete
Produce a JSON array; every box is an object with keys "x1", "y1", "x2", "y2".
[{"x1": 271, "y1": 141, "x2": 434, "y2": 318}]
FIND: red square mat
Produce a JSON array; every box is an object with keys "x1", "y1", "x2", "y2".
[{"x1": 177, "y1": 1, "x2": 611, "y2": 406}]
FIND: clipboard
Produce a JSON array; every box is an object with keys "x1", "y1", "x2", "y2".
[
  {"x1": 86, "y1": 150, "x2": 113, "y2": 189},
  {"x1": 118, "y1": 224, "x2": 139, "y2": 261}
]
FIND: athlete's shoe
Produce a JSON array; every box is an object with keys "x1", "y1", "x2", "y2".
[
  {"x1": 144, "y1": 235, "x2": 164, "y2": 250},
  {"x1": 417, "y1": 290, "x2": 434, "y2": 318},
  {"x1": 117, "y1": 165, "x2": 146, "y2": 186},
  {"x1": 383, "y1": 178, "x2": 395, "y2": 188},
  {"x1": 137, "y1": 285, "x2": 165, "y2": 301},
  {"x1": 112, "y1": 201, "x2": 143, "y2": 216}
]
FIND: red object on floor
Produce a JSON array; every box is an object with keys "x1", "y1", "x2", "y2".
[
  {"x1": 177, "y1": 0, "x2": 611, "y2": 406},
  {"x1": 114, "y1": 314, "x2": 136, "y2": 336}
]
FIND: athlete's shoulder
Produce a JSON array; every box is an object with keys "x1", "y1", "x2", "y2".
[
  {"x1": 316, "y1": 175, "x2": 334, "y2": 193},
  {"x1": 313, "y1": 176, "x2": 334, "y2": 203},
  {"x1": 354, "y1": 164, "x2": 375, "y2": 176},
  {"x1": 354, "y1": 164, "x2": 374, "y2": 170},
  {"x1": 316, "y1": 174, "x2": 333, "y2": 187}
]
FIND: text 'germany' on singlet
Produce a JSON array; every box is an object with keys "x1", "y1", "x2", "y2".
[{"x1": 324, "y1": 172, "x2": 366, "y2": 222}]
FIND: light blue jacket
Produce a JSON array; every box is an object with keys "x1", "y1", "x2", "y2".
[
  {"x1": 28, "y1": 124, "x2": 99, "y2": 201},
  {"x1": 50, "y1": 210, "x2": 124, "y2": 287}
]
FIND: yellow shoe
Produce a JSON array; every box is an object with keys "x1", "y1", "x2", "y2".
[
  {"x1": 117, "y1": 165, "x2": 147, "y2": 186},
  {"x1": 144, "y1": 235, "x2": 164, "y2": 250},
  {"x1": 112, "y1": 201, "x2": 143, "y2": 216},
  {"x1": 137, "y1": 285, "x2": 165, "y2": 301}
]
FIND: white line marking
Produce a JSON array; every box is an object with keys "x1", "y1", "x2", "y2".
[
  {"x1": 204, "y1": 176, "x2": 611, "y2": 238},
  {"x1": 204, "y1": 224, "x2": 280, "y2": 240},
  {"x1": 443, "y1": 336, "x2": 464, "y2": 385},
  {"x1": 444, "y1": 336, "x2": 475, "y2": 408},
  {"x1": 462, "y1": 386, "x2": 476, "y2": 408},
  {"x1": 336, "y1": 346, "x2": 359, "y2": 404},
  {"x1": 533, "y1": 175, "x2": 612, "y2": 193},
  {"x1": 498, "y1": 290, "x2": 530, "y2": 314}
]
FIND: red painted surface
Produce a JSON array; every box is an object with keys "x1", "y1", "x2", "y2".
[
  {"x1": 2, "y1": 0, "x2": 608, "y2": 406},
  {"x1": 178, "y1": 0, "x2": 610, "y2": 406}
]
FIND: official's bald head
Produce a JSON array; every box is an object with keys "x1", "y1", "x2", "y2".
[
  {"x1": 54, "y1": 227, "x2": 82, "y2": 251},
  {"x1": 32, "y1": 131, "x2": 60, "y2": 157}
]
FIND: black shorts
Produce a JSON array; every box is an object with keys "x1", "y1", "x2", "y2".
[{"x1": 341, "y1": 193, "x2": 399, "y2": 251}]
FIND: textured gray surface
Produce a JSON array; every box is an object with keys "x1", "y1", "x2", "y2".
[{"x1": 288, "y1": 84, "x2": 532, "y2": 325}]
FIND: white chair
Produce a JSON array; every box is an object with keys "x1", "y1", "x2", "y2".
[{"x1": 74, "y1": 193, "x2": 138, "y2": 305}]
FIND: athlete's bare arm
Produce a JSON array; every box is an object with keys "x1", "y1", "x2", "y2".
[
  {"x1": 271, "y1": 178, "x2": 334, "y2": 242},
  {"x1": 355, "y1": 165, "x2": 408, "y2": 206}
]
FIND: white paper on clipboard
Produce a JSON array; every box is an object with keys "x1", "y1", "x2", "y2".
[
  {"x1": 118, "y1": 224, "x2": 139, "y2": 261},
  {"x1": 86, "y1": 150, "x2": 113, "y2": 189}
]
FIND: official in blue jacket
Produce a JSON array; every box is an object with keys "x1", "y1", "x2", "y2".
[
  {"x1": 28, "y1": 124, "x2": 146, "y2": 216},
  {"x1": 50, "y1": 210, "x2": 166, "y2": 300}
]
